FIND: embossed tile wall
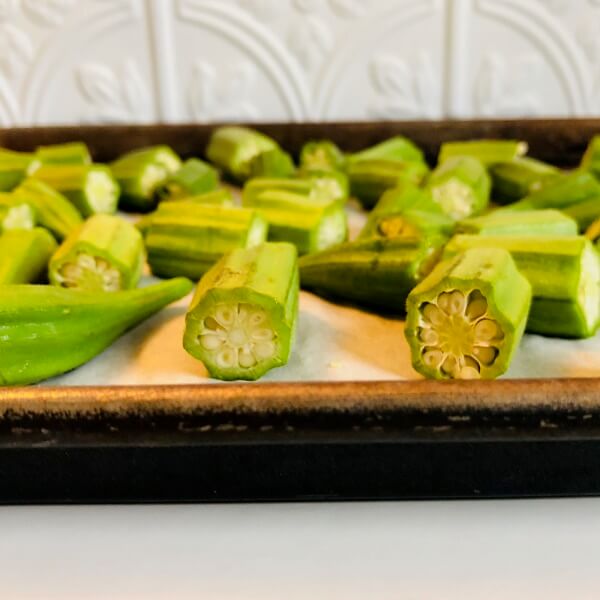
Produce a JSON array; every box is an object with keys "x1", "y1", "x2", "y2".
[{"x1": 0, "y1": 0, "x2": 598, "y2": 126}]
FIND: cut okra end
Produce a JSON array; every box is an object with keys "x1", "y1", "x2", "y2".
[{"x1": 53, "y1": 253, "x2": 123, "y2": 291}]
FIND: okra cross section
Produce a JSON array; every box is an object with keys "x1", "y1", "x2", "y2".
[
  {"x1": 405, "y1": 248, "x2": 531, "y2": 380},
  {"x1": 184, "y1": 242, "x2": 299, "y2": 381}
]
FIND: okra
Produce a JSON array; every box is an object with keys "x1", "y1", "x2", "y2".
[
  {"x1": 176, "y1": 188, "x2": 234, "y2": 206},
  {"x1": 13, "y1": 179, "x2": 83, "y2": 241},
  {"x1": 0, "y1": 277, "x2": 193, "y2": 386},
  {"x1": 405, "y1": 247, "x2": 531, "y2": 380},
  {"x1": 206, "y1": 126, "x2": 279, "y2": 182},
  {"x1": 298, "y1": 236, "x2": 445, "y2": 312},
  {"x1": 111, "y1": 145, "x2": 181, "y2": 212},
  {"x1": 156, "y1": 158, "x2": 219, "y2": 201},
  {"x1": 0, "y1": 149, "x2": 40, "y2": 191},
  {"x1": 145, "y1": 201, "x2": 268, "y2": 280},
  {"x1": 184, "y1": 242, "x2": 299, "y2": 381},
  {"x1": 33, "y1": 164, "x2": 120, "y2": 217},
  {"x1": 438, "y1": 139, "x2": 528, "y2": 166},
  {"x1": 0, "y1": 228, "x2": 57, "y2": 284},
  {"x1": 347, "y1": 159, "x2": 430, "y2": 208},
  {"x1": 244, "y1": 177, "x2": 339, "y2": 205},
  {"x1": 35, "y1": 142, "x2": 92, "y2": 165},
  {"x1": 444, "y1": 235, "x2": 600, "y2": 338},
  {"x1": 489, "y1": 157, "x2": 559, "y2": 204},
  {"x1": 581, "y1": 135, "x2": 600, "y2": 179},
  {"x1": 562, "y1": 197, "x2": 600, "y2": 232},
  {"x1": 456, "y1": 209, "x2": 578, "y2": 237},
  {"x1": 0, "y1": 193, "x2": 35, "y2": 232},
  {"x1": 426, "y1": 156, "x2": 491, "y2": 220},
  {"x1": 300, "y1": 140, "x2": 346, "y2": 172},
  {"x1": 298, "y1": 169, "x2": 349, "y2": 203},
  {"x1": 242, "y1": 188, "x2": 347, "y2": 255},
  {"x1": 248, "y1": 148, "x2": 296, "y2": 179},
  {"x1": 49, "y1": 214, "x2": 144, "y2": 292},
  {"x1": 585, "y1": 218, "x2": 600, "y2": 244},
  {"x1": 347, "y1": 136, "x2": 425, "y2": 165}
]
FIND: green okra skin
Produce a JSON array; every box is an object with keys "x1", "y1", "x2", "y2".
[
  {"x1": 0, "y1": 277, "x2": 193, "y2": 386},
  {"x1": 111, "y1": 145, "x2": 181, "y2": 212},
  {"x1": 183, "y1": 242, "x2": 299, "y2": 381},
  {"x1": 145, "y1": 201, "x2": 268, "y2": 280},
  {"x1": 562, "y1": 197, "x2": 600, "y2": 232},
  {"x1": 0, "y1": 149, "x2": 40, "y2": 191},
  {"x1": 13, "y1": 179, "x2": 83, "y2": 241},
  {"x1": 444, "y1": 235, "x2": 600, "y2": 338},
  {"x1": 456, "y1": 209, "x2": 578, "y2": 237},
  {"x1": 248, "y1": 148, "x2": 296, "y2": 179},
  {"x1": 166, "y1": 188, "x2": 234, "y2": 207},
  {"x1": 206, "y1": 126, "x2": 279, "y2": 182},
  {"x1": 0, "y1": 228, "x2": 57, "y2": 284},
  {"x1": 243, "y1": 177, "x2": 339, "y2": 205},
  {"x1": 35, "y1": 142, "x2": 92, "y2": 166},
  {"x1": 298, "y1": 169, "x2": 349, "y2": 203},
  {"x1": 49, "y1": 214, "x2": 145, "y2": 292},
  {"x1": 489, "y1": 157, "x2": 559, "y2": 204},
  {"x1": 369, "y1": 209, "x2": 455, "y2": 241},
  {"x1": 347, "y1": 159, "x2": 430, "y2": 208},
  {"x1": 426, "y1": 156, "x2": 491, "y2": 220},
  {"x1": 437, "y1": 139, "x2": 528, "y2": 166},
  {"x1": 300, "y1": 140, "x2": 346, "y2": 172},
  {"x1": 347, "y1": 136, "x2": 425, "y2": 165},
  {"x1": 581, "y1": 135, "x2": 600, "y2": 179},
  {"x1": 405, "y1": 247, "x2": 531, "y2": 380},
  {"x1": 32, "y1": 164, "x2": 120, "y2": 217},
  {"x1": 0, "y1": 192, "x2": 36, "y2": 232},
  {"x1": 155, "y1": 158, "x2": 219, "y2": 201},
  {"x1": 298, "y1": 236, "x2": 446, "y2": 312}
]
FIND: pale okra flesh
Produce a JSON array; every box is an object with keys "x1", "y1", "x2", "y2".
[
  {"x1": 0, "y1": 193, "x2": 35, "y2": 232},
  {"x1": 405, "y1": 248, "x2": 531, "y2": 380},
  {"x1": 184, "y1": 242, "x2": 299, "y2": 381}
]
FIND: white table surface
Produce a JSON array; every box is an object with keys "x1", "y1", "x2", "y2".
[{"x1": 1, "y1": 499, "x2": 599, "y2": 599}]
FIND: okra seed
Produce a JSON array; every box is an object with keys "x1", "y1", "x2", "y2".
[
  {"x1": 200, "y1": 334, "x2": 223, "y2": 350},
  {"x1": 252, "y1": 327, "x2": 275, "y2": 341},
  {"x1": 463, "y1": 355, "x2": 481, "y2": 372},
  {"x1": 466, "y1": 291, "x2": 488, "y2": 320},
  {"x1": 422, "y1": 347, "x2": 443, "y2": 368},
  {"x1": 474, "y1": 319, "x2": 502, "y2": 341},
  {"x1": 418, "y1": 327, "x2": 439, "y2": 345},
  {"x1": 421, "y1": 303, "x2": 444, "y2": 326},
  {"x1": 217, "y1": 348, "x2": 237, "y2": 368},
  {"x1": 215, "y1": 307, "x2": 235, "y2": 326},
  {"x1": 472, "y1": 345, "x2": 498, "y2": 366},
  {"x1": 459, "y1": 366, "x2": 480, "y2": 380},
  {"x1": 441, "y1": 354, "x2": 459, "y2": 376},
  {"x1": 204, "y1": 316, "x2": 221, "y2": 331},
  {"x1": 239, "y1": 349, "x2": 257, "y2": 368}
]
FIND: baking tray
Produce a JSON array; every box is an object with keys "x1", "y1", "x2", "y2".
[{"x1": 1, "y1": 118, "x2": 600, "y2": 504}]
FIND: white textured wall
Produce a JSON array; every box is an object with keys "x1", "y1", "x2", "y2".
[{"x1": 0, "y1": 0, "x2": 598, "y2": 126}]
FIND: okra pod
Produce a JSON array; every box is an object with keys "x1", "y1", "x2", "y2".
[
  {"x1": 298, "y1": 236, "x2": 445, "y2": 312},
  {"x1": 562, "y1": 197, "x2": 600, "y2": 232},
  {"x1": 35, "y1": 142, "x2": 92, "y2": 165},
  {"x1": 0, "y1": 228, "x2": 57, "y2": 284},
  {"x1": 174, "y1": 188, "x2": 234, "y2": 206},
  {"x1": 13, "y1": 179, "x2": 83, "y2": 241},
  {"x1": 0, "y1": 277, "x2": 193, "y2": 386},
  {"x1": 456, "y1": 209, "x2": 578, "y2": 237},
  {"x1": 0, "y1": 193, "x2": 35, "y2": 232},
  {"x1": 298, "y1": 169, "x2": 349, "y2": 203},
  {"x1": 347, "y1": 136, "x2": 425, "y2": 165},
  {"x1": 155, "y1": 158, "x2": 219, "y2": 201},
  {"x1": 585, "y1": 218, "x2": 600, "y2": 244},
  {"x1": 183, "y1": 242, "x2": 299, "y2": 381},
  {"x1": 145, "y1": 201, "x2": 268, "y2": 280},
  {"x1": 244, "y1": 177, "x2": 339, "y2": 205},
  {"x1": 49, "y1": 214, "x2": 144, "y2": 292},
  {"x1": 405, "y1": 247, "x2": 531, "y2": 380},
  {"x1": 426, "y1": 156, "x2": 491, "y2": 220},
  {"x1": 32, "y1": 164, "x2": 120, "y2": 217},
  {"x1": 0, "y1": 149, "x2": 40, "y2": 191},
  {"x1": 300, "y1": 140, "x2": 346, "y2": 172},
  {"x1": 206, "y1": 126, "x2": 279, "y2": 182},
  {"x1": 438, "y1": 139, "x2": 528, "y2": 166},
  {"x1": 444, "y1": 235, "x2": 600, "y2": 338},
  {"x1": 248, "y1": 148, "x2": 296, "y2": 179},
  {"x1": 581, "y1": 135, "x2": 600, "y2": 179},
  {"x1": 489, "y1": 157, "x2": 559, "y2": 204}
]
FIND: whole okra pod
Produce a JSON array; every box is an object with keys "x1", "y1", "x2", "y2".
[
  {"x1": 183, "y1": 242, "x2": 299, "y2": 381},
  {"x1": 155, "y1": 158, "x2": 219, "y2": 201},
  {"x1": 489, "y1": 157, "x2": 559, "y2": 204},
  {"x1": 437, "y1": 139, "x2": 528, "y2": 166},
  {"x1": 0, "y1": 228, "x2": 57, "y2": 284},
  {"x1": 49, "y1": 214, "x2": 145, "y2": 292},
  {"x1": 0, "y1": 192, "x2": 36, "y2": 232},
  {"x1": 405, "y1": 247, "x2": 531, "y2": 380},
  {"x1": 35, "y1": 142, "x2": 92, "y2": 166}
]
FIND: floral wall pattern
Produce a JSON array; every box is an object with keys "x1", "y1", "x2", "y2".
[{"x1": 0, "y1": 0, "x2": 598, "y2": 126}]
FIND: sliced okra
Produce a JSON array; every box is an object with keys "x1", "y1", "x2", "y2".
[
  {"x1": 36, "y1": 142, "x2": 92, "y2": 165},
  {"x1": 155, "y1": 158, "x2": 219, "y2": 201},
  {"x1": 562, "y1": 197, "x2": 600, "y2": 232},
  {"x1": 248, "y1": 148, "x2": 296, "y2": 179},
  {"x1": 300, "y1": 140, "x2": 346, "y2": 172},
  {"x1": 405, "y1": 247, "x2": 531, "y2": 380},
  {"x1": 244, "y1": 177, "x2": 338, "y2": 205},
  {"x1": 581, "y1": 135, "x2": 600, "y2": 179},
  {"x1": 0, "y1": 192, "x2": 36, "y2": 232},
  {"x1": 49, "y1": 214, "x2": 145, "y2": 292},
  {"x1": 0, "y1": 149, "x2": 40, "y2": 191},
  {"x1": 0, "y1": 228, "x2": 57, "y2": 285},
  {"x1": 437, "y1": 139, "x2": 528, "y2": 166},
  {"x1": 184, "y1": 242, "x2": 299, "y2": 381},
  {"x1": 489, "y1": 157, "x2": 559, "y2": 204},
  {"x1": 298, "y1": 169, "x2": 349, "y2": 203},
  {"x1": 347, "y1": 136, "x2": 425, "y2": 165}
]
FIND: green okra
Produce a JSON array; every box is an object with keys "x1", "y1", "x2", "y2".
[
  {"x1": 581, "y1": 135, "x2": 600, "y2": 179},
  {"x1": 405, "y1": 247, "x2": 531, "y2": 380},
  {"x1": 155, "y1": 158, "x2": 219, "y2": 201},
  {"x1": 13, "y1": 179, "x2": 83, "y2": 241},
  {"x1": 0, "y1": 277, "x2": 193, "y2": 386},
  {"x1": 489, "y1": 157, "x2": 559, "y2": 204},
  {"x1": 347, "y1": 136, "x2": 425, "y2": 165},
  {"x1": 444, "y1": 235, "x2": 600, "y2": 338},
  {"x1": 0, "y1": 228, "x2": 57, "y2": 284},
  {"x1": 437, "y1": 139, "x2": 528, "y2": 166},
  {"x1": 206, "y1": 126, "x2": 279, "y2": 182},
  {"x1": 300, "y1": 140, "x2": 346, "y2": 172},
  {"x1": 248, "y1": 148, "x2": 296, "y2": 179},
  {"x1": 562, "y1": 197, "x2": 600, "y2": 232},
  {"x1": 242, "y1": 188, "x2": 347, "y2": 255},
  {"x1": 0, "y1": 192, "x2": 35, "y2": 232},
  {"x1": 49, "y1": 214, "x2": 145, "y2": 292},
  {"x1": 35, "y1": 142, "x2": 92, "y2": 165},
  {"x1": 111, "y1": 145, "x2": 182, "y2": 212},
  {"x1": 0, "y1": 149, "x2": 40, "y2": 191},
  {"x1": 244, "y1": 177, "x2": 339, "y2": 205},
  {"x1": 426, "y1": 156, "x2": 491, "y2": 220},
  {"x1": 585, "y1": 218, "x2": 600, "y2": 244},
  {"x1": 456, "y1": 209, "x2": 578, "y2": 237},
  {"x1": 183, "y1": 242, "x2": 299, "y2": 381},
  {"x1": 298, "y1": 169, "x2": 349, "y2": 203},
  {"x1": 145, "y1": 201, "x2": 268, "y2": 280},
  {"x1": 347, "y1": 159, "x2": 430, "y2": 208},
  {"x1": 175, "y1": 188, "x2": 234, "y2": 206},
  {"x1": 298, "y1": 236, "x2": 445, "y2": 312},
  {"x1": 32, "y1": 164, "x2": 120, "y2": 217}
]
